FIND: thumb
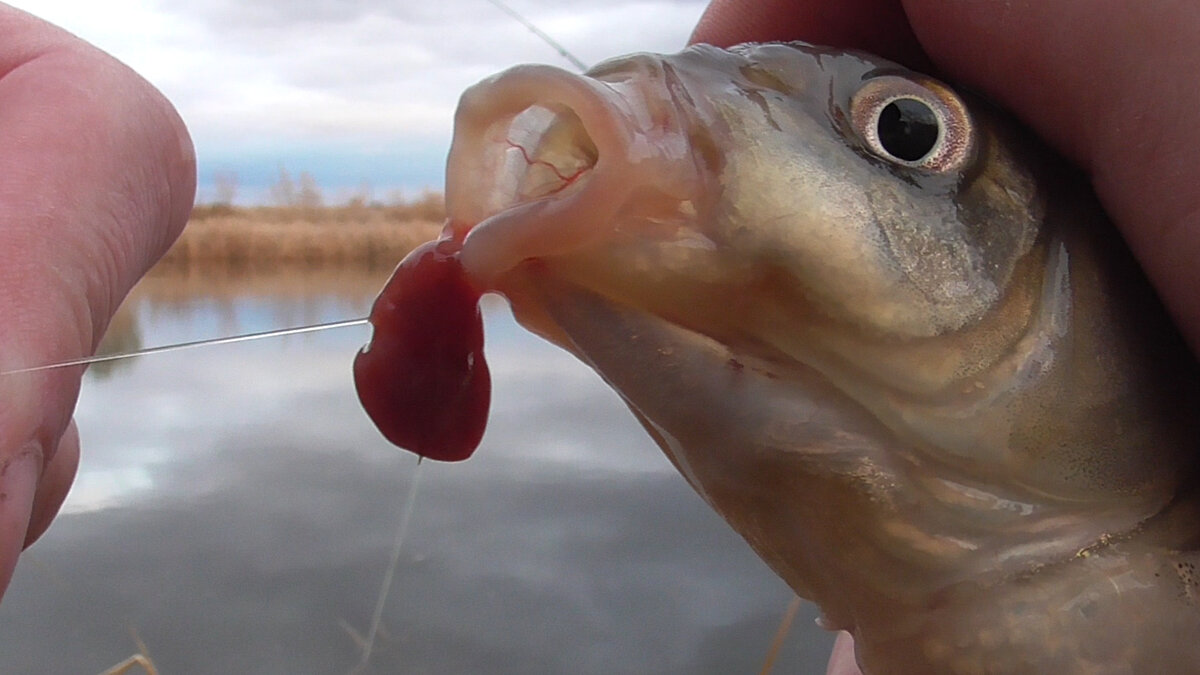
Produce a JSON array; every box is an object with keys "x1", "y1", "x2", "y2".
[{"x1": 0, "y1": 6, "x2": 195, "y2": 590}]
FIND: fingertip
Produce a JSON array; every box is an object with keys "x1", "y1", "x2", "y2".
[
  {"x1": 0, "y1": 447, "x2": 40, "y2": 597},
  {"x1": 825, "y1": 631, "x2": 863, "y2": 675},
  {"x1": 23, "y1": 422, "x2": 79, "y2": 549},
  {"x1": 690, "y1": 0, "x2": 927, "y2": 67}
]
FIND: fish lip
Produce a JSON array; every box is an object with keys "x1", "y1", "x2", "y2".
[{"x1": 446, "y1": 56, "x2": 702, "y2": 291}]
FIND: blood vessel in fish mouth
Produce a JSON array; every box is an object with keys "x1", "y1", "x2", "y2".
[{"x1": 357, "y1": 42, "x2": 1200, "y2": 674}]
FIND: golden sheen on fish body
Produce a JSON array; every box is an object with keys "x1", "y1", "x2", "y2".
[{"x1": 443, "y1": 43, "x2": 1200, "y2": 673}]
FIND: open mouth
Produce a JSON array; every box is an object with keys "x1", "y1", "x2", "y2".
[
  {"x1": 479, "y1": 103, "x2": 598, "y2": 207},
  {"x1": 443, "y1": 60, "x2": 700, "y2": 290}
]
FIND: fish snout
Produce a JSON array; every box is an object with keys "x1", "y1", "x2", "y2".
[{"x1": 446, "y1": 60, "x2": 704, "y2": 288}]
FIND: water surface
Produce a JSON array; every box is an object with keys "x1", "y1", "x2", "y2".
[{"x1": 0, "y1": 269, "x2": 833, "y2": 673}]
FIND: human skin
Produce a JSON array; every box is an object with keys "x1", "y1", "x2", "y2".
[
  {"x1": 0, "y1": 4, "x2": 195, "y2": 598},
  {"x1": 690, "y1": 1, "x2": 1200, "y2": 673}
]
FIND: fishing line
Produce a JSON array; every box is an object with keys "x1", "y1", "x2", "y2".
[
  {"x1": 482, "y1": 0, "x2": 588, "y2": 72},
  {"x1": 759, "y1": 594, "x2": 803, "y2": 675},
  {"x1": 5, "y1": 0, "x2": 580, "y2": 380},
  {"x1": 359, "y1": 457, "x2": 425, "y2": 669},
  {"x1": 0, "y1": 317, "x2": 369, "y2": 376},
  {"x1": 356, "y1": 4, "x2": 582, "y2": 668}
]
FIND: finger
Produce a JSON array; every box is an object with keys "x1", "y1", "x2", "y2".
[
  {"x1": 898, "y1": 0, "x2": 1200, "y2": 349},
  {"x1": 0, "y1": 11, "x2": 194, "y2": 466},
  {"x1": 825, "y1": 631, "x2": 864, "y2": 675},
  {"x1": 0, "y1": 6, "x2": 194, "y2": 594},
  {"x1": 689, "y1": 0, "x2": 927, "y2": 67},
  {"x1": 23, "y1": 421, "x2": 80, "y2": 549},
  {"x1": 0, "y1": 6, "x2": 195, "y2": 361},
  {"x1": 0, "y1": 448, "x2": 40, "y2": 593}
]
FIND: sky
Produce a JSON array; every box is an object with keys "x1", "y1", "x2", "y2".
[{"x1": 13, "y1": 0, "x2": 709, "y2": 204}]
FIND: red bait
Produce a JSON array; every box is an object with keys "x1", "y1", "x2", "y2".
[{"x1": 353, "y1": 233, "x2": 490, "y2": 461}]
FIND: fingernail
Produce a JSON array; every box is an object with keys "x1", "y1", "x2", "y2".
[{"x1": 0, "y1": 447, "x2": 41, "y2": 596}]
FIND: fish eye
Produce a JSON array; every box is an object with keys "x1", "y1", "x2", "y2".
[
  {"x1": 877, "y1": 98, "x2": 938, "y2": 161},
  {"x1": 850, "y1": 75, "x2": 974, "y2": 173}
]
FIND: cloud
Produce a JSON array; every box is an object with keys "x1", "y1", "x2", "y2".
[
  {"x1": 165, "y1": 0, "x2": 707, "y2": 139},
  {"x1": 11, "y1": 0, "x2": 708, "y2": 199}
]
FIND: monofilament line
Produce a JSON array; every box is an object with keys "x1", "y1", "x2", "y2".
[
  {"x1": 759, "y1": 595, "x2": 803, "y2": 675},
  {"x1": 0, "y1": 317, "x2": 370, "y2": 376},
  {"x1": 482, "y1": 0, "x2": 588, "y2": 72},
  {"x1": 359, "y1": 458, "x2": 425, "y2": 669}
]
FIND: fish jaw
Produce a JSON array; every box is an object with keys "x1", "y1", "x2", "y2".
[{"x1": 503, "y1": 271, "x2": 906, "y2": 626}]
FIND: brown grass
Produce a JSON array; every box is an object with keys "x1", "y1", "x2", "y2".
[{"x1": 158, "y1": 199, "x2": 446, "y2": 273}]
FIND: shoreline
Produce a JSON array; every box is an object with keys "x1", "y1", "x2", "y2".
[{"x1": 157, "y1": 204, "x2": 442, "y2": 272}]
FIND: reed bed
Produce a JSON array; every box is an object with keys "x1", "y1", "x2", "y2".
[{"x1": 157, "y1": 200, "x2": 445, "y2": 273}]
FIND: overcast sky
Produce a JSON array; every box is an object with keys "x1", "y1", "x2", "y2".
[{"x1": 14, "y1": 0, "x2": 709, "y2": 203}]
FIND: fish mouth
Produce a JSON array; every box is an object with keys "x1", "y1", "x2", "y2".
[{"x1": 447, "y1": 56, "x2": 707, "y2": 294}]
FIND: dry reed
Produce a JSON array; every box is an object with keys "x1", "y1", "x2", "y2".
[{"x1": 158, "y1": 201, "x2": 445, "y2": 273}]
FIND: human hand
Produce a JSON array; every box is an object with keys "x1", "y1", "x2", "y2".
[
  {"x1": 0, "y1": 5, "x2": 195, "y2": 597},
  {"x1": 691, "y1": 1, "x2": 1200, "y2": 673}
]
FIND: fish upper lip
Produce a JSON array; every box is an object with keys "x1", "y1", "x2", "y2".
[{"x1": 445, "y1": 57, "x2": 701, "y2": 291}]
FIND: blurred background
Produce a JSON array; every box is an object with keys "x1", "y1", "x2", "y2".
[
  {"x1": 20, "y1": 0, "x2": 711, "y2": 203},
  {"x1": 0, "y1": 2, "x2": 835, "y2": 672}
]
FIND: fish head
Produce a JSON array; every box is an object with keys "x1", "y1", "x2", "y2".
[
  {"x1": 447, "y1": 43, "x2": 1200, "y2": 671},
  {"x1": 450, "y1": 42, "x2": 1040, "y2": 340}
]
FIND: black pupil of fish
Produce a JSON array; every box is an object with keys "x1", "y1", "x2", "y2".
[{"x1": 876, "y1": 98, "x2": 940, "y2": 162}]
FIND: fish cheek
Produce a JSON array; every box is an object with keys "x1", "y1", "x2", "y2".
[
  {"x1": 857, "y1": 146, "x2": 1040, "y2": 339},
  {"x1": 862, "y1": 178, "x2": 998, "y2": 335},
  {"x1": 530, "y1": 277, "x2": 914, "y2": 611},
  {"x1": 709, "y1": 114, "x2": 914, "y2": 333}
]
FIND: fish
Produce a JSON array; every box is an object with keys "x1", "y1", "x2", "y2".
[{"x1": 413, "y1": 42, "x2": 1200, "y2": 673}]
